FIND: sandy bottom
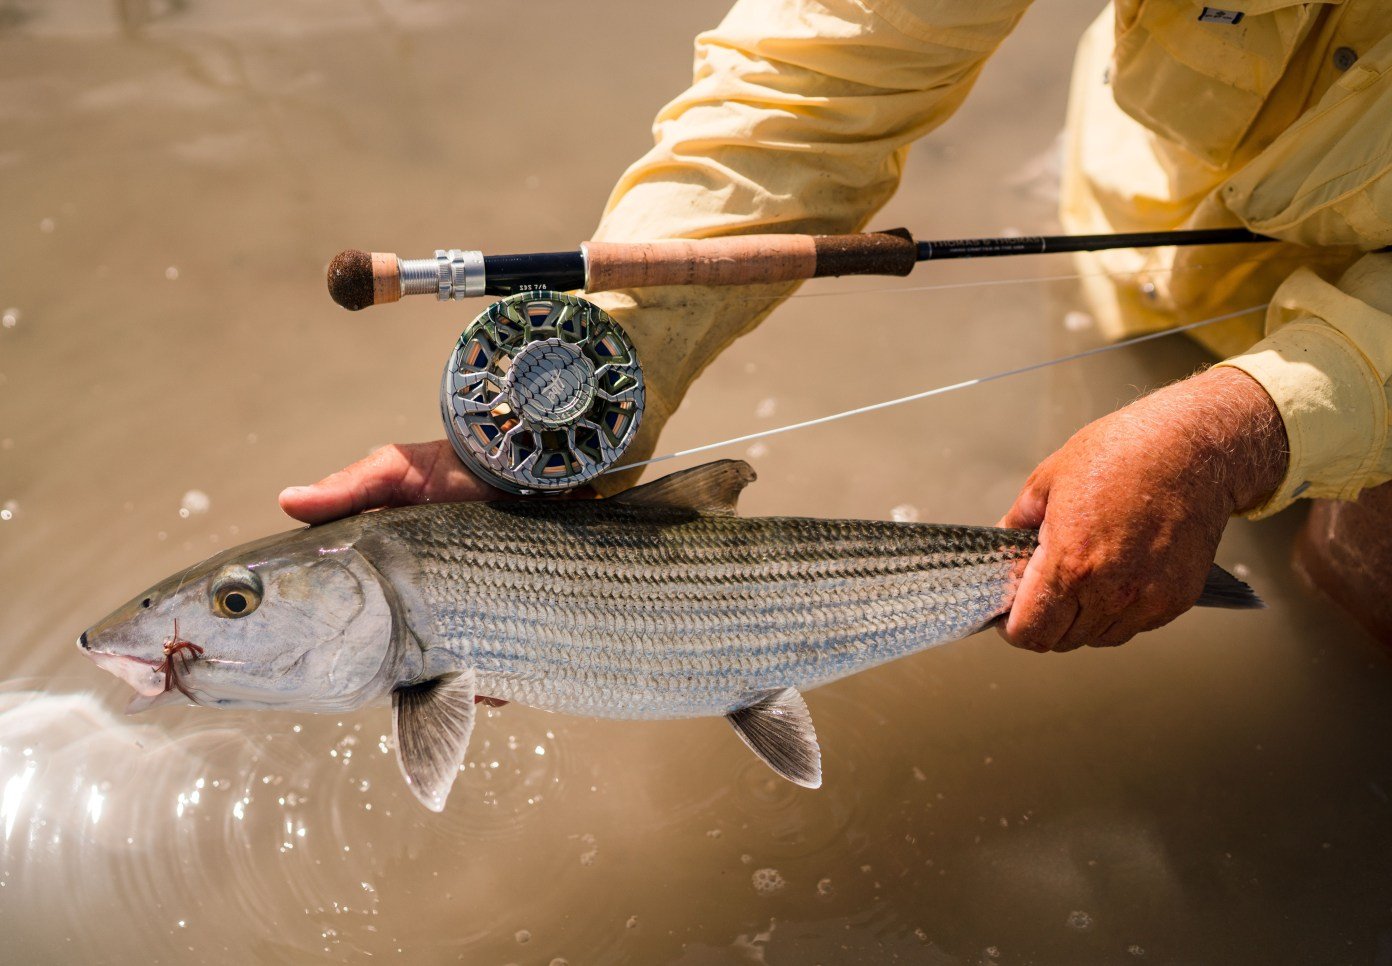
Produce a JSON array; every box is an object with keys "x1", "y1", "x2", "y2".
[{"x1": 3, "y1": 2, "x2": 1391, "y2": 963}]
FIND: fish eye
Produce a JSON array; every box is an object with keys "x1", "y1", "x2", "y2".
[{"x1": 210, "y1": 566, "x2": 263, "y2": 619}]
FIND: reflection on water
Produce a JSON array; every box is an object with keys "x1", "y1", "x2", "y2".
[{"x1": 4, "y1": 0, "x2": 1392, "y2": 962}]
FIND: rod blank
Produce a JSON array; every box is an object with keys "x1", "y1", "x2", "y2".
[{"x1": 916, "y1": 227, "x2": 1272, "y2": 261}]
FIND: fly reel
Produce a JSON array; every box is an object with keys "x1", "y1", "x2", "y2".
[{"x1": 440, "y1": 290, "x2": 644, "y2": 494}]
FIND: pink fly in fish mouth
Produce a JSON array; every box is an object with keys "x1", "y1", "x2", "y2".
[{"x1": 157, "y1": 620, "x2": 204, "y2": 700}]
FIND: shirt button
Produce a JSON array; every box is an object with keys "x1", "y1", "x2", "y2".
[{"x1": 1333, "y1": 46, "x2": 1358, "y2": 71}]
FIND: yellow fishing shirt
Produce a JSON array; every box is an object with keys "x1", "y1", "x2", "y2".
[{"x1": 589, "y1": 0, "x2": 1392, "y2": 517}]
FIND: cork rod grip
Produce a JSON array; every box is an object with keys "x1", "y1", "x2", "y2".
[{"x1": 584, "y1": 228, "x2": 915, "y2": 292}]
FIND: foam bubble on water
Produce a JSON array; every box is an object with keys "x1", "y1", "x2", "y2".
[
  {"x1": 549, "y1": 960, "x2": 570, "y2": 966},
  {"x1": 1066, "y1": 910, "x2": 1093, "y2": 931},
  {"x1": 1, "y1": 500, "x2": 17, "y2": 522},
  {"x1": 165, "y1": 266, "x2": 179, "y2": 281},
  {"x1": 578, "y1": 832, "x2": 597, "y2": 866},
  {"x1": 815, "y1": 877, "x2": 833, "y2": 897},
  {"x1": 984, "y1": 947, "x2": 1000, "y2": 959},
  {"x1": 750, "y1": 868, "x2": 785, "y2": 896},
  {"x1": 1128, "y1": 945, "x2": 1146, "y2": 957},
  {"x1": 1232, "y1": 562, "x2": 1251, "y2": 580},
  {"x1": 890, "y1": 503, "x2": 919, "y2": 523},
  {"x1": 746, "y1": 442, "x2": 769, "y2": 459},
  {"x1": 39, "y1": 218, "x2": 55, "y2": 233},
  {"x1": 732, "y1": 919, "x2": 776, "y2": 961},
  {"x1": 1064, "y1": 310, "x2": 1094, "y2": 332},
  {"x1": 2, "y1": 308, "x2": 17, "y2": 329},
  {"x1": 514, "y1": 929, "x2": 531, "y2": 944},
  {"x1": 180, "y1": 490, "x2": 210, "y2": 517},
  {"x1": 754, "y1": 398, "x2": 777, "y2": 419},
  {"x1": 625, "y1": 915, "x2": 638, "y2": 929}
]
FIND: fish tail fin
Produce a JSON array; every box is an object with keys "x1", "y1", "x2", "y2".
[{"x1": 1196, "y1": 564, "x2": 1264, "y2": 610}]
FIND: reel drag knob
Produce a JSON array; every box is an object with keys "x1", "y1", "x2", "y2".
[{"x1": 440, "y1": 290, "x2": 644, "y2": 494}]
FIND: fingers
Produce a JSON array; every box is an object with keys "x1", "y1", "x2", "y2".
[
  {"x1": 998, "y1": 536, "x2": 1081, "y2": 652},
  {"x1": 279, "y1": 446, "x2": 410, "y2": 524},
  {"x1": 1088, "y1": 575, "x2": 1206, "y2": 647},
  {"x1": 1008, "y1": 569, "x2": 1199, "y2": 652},
  {"x1": 280, "y1": 440, "x2": 503, "y2": 524},
  {"x1": 996, "y1": 469, "x2": 1080, "y2": 651}
]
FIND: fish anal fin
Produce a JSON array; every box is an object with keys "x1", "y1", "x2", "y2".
[
  {"x1": 392, "y1": 669, "x2": 477, "y2": 812},
  {"x1": 727, "y1": 687, "x2": 821, "y2": 789},
  {"x1": 610, "y1": 460, "x2": 756, "y2": 517}
]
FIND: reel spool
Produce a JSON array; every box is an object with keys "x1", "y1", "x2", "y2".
[{"x1": 440, "y1": 290, "x2": 644, "y2": 494}]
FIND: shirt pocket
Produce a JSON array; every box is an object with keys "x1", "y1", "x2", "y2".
[
  {"x1": 1222, "y1": 32, "x2": 1392, "y2": 249},
  {"x1": 1111, "y1": 0, "x2": 1340, "y2": 167}
]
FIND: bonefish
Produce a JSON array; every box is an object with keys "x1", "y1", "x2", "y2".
[{"x1": 79, "y1": 460, "x2": 1259, "y2": 810}]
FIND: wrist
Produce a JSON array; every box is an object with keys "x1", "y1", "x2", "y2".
[{"x1": 1158, "y1": 367, "x2": 1290, "y2": 513}]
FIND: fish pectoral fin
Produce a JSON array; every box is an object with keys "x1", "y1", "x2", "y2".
[
  {"x1": 727, "y1": 687, "x2": 822, "y2": 789},
  {"x1": 391, "y1": 669, "x2": 477, "y2": 813},
  {"x1": 610, "y1": 460, "x2": 755, "y2": 517}
]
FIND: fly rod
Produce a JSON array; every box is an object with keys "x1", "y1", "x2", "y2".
[
  {"x1": 326, "y1": 225, "x2": 1277, "y2": 494},
  {"x1": 326, "y1": 226, "x2": 1275, "y2": 311}
]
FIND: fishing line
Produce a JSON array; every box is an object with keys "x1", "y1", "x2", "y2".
[{"x1": 606, "y1": 303, "x2": 1269, "y2": 475}]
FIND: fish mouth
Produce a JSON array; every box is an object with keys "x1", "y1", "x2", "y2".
[{"x1": 84, "y1": 649, "x2": 166, "y2": 698}]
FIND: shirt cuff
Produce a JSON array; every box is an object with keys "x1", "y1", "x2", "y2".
[{"x1": 1216, "y1": 317, "x2": 1388, "y2": 518}]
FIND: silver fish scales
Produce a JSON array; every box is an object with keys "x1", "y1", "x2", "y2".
[
  {"x1": 386, "y1": 501, "x2": 1033, "y2": 719},
  {"x1": 79, "y1": 460, "x2": 1259, "y2": 811}
]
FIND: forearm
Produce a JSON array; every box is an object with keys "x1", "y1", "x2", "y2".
[{"x1": 588, "y1": 0, "x2": 1034, "y2": 490}]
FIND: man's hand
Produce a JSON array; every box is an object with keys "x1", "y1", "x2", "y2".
[
  {"x1": 996, "y1": 366, "x2": 1288, "y2": 652},
  {"x1": 279, "y1": 440, "x2": 505, "y2": 524}
]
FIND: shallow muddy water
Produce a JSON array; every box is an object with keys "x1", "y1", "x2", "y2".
[{"x1": 4, "y1": 2, "x2": 1392, "y2": 963}]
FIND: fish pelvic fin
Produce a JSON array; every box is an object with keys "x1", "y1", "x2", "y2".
[
  {"x1": 610, "y1": 459, "x2": 756, "y2": 517},
  {"x1": 391, "y1": 669, "x2": 477, "y2": 812},
  {"x1": 727, "y1": 687, "x2": 822, "y2": 789},
  {"x1": 1197, "y1": 564, "x2": 1265, "y2": 610}
]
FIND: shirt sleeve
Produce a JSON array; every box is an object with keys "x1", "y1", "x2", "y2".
[
  {"x1": 1208, "y1": 37, "x2": 1392, "y2": 517},
  {"x1": 1215, "y1": 254, "x2": 1392, "y2": 518},
  {"x1": 585, "y1": 0, "x2": 1034, "y2": 491}
]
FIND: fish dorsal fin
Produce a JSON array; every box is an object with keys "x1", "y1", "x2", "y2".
[
  {"x1": 610, "y1": 460, "x2": 756, "y2": 517},
  {"x1": 392, "y1": 669, "x2": 477, "y2": 812},
  {"x1": 727, "y1": 687, "x2": 821, "y2": 788}
]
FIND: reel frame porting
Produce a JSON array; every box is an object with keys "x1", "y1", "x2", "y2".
[{"x1": 440, "y1": 290, "x2": 644, "y2": 494}]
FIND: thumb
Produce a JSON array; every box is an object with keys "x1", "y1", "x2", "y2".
[{"x1": 996, "y1": 472, "x2": 1050, "y2": 530}]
